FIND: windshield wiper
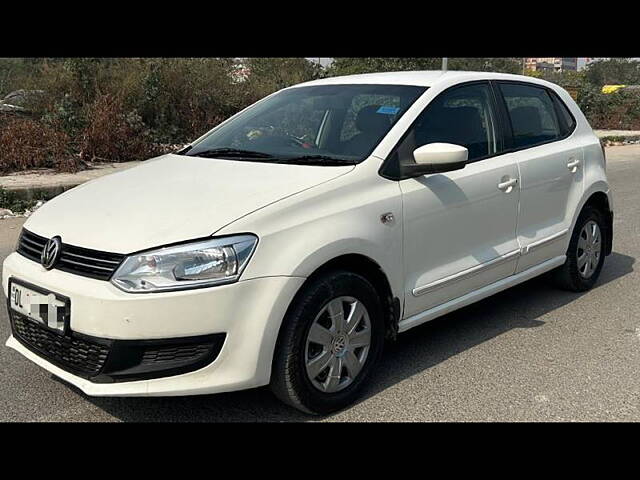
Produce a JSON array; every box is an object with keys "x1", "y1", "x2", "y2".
[
  {"x1": 187, "y1": 148, "x2": 276, "y2": 159},
  {"x1": 276, "y1": 155, "x2": 358, "y2": 166},
  {"x1": 187, "y1": 149, "x2": 357, "y2": 166}
]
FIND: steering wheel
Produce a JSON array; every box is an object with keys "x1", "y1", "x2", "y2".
[{"x1": 246, "y1": 127, "x2": 317, "y2": 150}]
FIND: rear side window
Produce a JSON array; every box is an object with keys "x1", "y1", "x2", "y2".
[
  {"x1": 549, "y1": 91, "x2": 577, "y2": 136},
  {"x1": 499, "y1": 83, "x2": 562, "y2": 149}
]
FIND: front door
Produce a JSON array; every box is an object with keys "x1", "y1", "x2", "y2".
[{"x1": 395, "y1": 82, "x2": 521, "y2": 317}]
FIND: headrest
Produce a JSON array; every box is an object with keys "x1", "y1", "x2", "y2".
[
  {"x1": 509, "y1": 106, "x2": 542, "y2": 136},
  {"x1": 355, "y1": 105, "x2": 391, "y2": 134},
  {"x1": 439, "y1": 107, "x2": 482, "y2": 131}
]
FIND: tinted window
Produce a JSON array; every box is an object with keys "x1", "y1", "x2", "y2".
[
  {"x1": 499, "y1": 83, "x2": 562, "y2": 148},
  {"x1": 550, "y1": 91, "x2": 577, "y2": 136},
  {"x1": 393, "y1": 82, "x2": 499, "y2": 164}
]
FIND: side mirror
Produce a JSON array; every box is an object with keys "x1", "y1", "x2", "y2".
[{"x1": 401, "y1": 143, "x2": 468, "y2": 178}]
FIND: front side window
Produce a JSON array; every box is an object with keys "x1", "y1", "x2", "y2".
[
  {"x1": 390, "y1": 82, "x2": 499, "y2": 167},
  {"x1": 499, "y1": 83, "x2": 562, "y2": 149},
  {"x1": 185, "y1": 84, "x2": 426, "y2": 165}
]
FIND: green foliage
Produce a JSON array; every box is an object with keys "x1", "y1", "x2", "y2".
[
  {"x1": 0, "y1": 186, "x2": 39, "y2": 214},
  {"x1": 578, "y1": 85, "x2": 640, "y2": 130},
  {"x1": 583, "y1": 58, "x2": 640, "y2": 86},
  {"x1": 599, "y1": 135, "x2": 640, "y2": 144},
  {"x1": 3, "y1": 57, "x2": 640, "y2": 175},
  {"x1": 448, "y1": 58, "x2": 522, "y2": 74},
  {"x1": 328, "y1": 58, "x2": 441, "y2": 76},
  {"x1": 0, "y1": 58, "x2": 323, "y2": 172},
  {"x1": 242, "y1": 58, "x2": 323, "y2": 100},
  {"x1": 328, "y1": 57, "x2": 522, "y2": 76},
  {"x1": 525, "y1": 63, "x2": 640, "y2": 130}
]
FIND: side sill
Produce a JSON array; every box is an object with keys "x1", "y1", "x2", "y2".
[{"x1": 398, "y1": 255, "x2": 566, "y2": 333}]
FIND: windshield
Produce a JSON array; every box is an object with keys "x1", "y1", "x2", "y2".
[{"x1": 184, "y1": 84, "x2": 427, "y2": 165}]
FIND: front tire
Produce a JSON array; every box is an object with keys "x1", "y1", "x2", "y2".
[
  {"x1": 553, "y1": 205, "x2": 606, "y2": 292},
  {"x1": 270, "y1": 270, "x2": 385, "y2": 415}
]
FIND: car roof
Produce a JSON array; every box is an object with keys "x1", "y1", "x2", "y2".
[{"x1": 292, "y1": 70, "x2": 558, "y2": 90}]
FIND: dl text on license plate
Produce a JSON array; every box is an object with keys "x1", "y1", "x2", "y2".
[{"x1": 10, "y1": 282, "x2": 66, "y2": 332}]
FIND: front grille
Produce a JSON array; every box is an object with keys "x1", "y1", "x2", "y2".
[
  {"x1": 9, "y1": 306, "x2": 226, "y2": 382},
  {"x1": 11, "y1": 313, "x2": 110, "y2": 377},
  {"x1": 16, "y1": 229, "x2": 46, "y2": 262},
  {"x1": 17, "y1": 229, "x2": 125, "y2": 281}
]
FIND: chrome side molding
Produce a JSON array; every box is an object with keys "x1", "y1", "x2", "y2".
[
  {"x1": 412, "y1": 249, "x2": 520, "y2": 297},
  {"x1": 520, "y1": 229, "x2": 568, "y2": 255},
  {"x1": 412, "y1": 229, "x2": 569, "y2": 298}
]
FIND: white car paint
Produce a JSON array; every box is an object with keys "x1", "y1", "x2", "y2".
[
  {"x1": 23, "y1": 154, "x2": 353, "y2": 253},
  {"x1": 2, "y1": 70, "x2": 612, "y2": 398}
]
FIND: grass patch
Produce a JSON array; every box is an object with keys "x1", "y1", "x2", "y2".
[
  {"x1": 600, "y1": 135, "x2": 640, "y2": 145},
  {"x1": 0, "y1": 187, "x2": 41, "y2": 214}
]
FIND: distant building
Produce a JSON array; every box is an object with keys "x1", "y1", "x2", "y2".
[{"x1": 525, "y1": 58, "x2": 578, "y2": 72}]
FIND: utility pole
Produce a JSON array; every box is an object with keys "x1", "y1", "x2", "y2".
[{"x1": 442, "y1": 57, "x2": 448, "y2": 72}]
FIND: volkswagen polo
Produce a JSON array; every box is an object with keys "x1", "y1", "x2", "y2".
[{"x1": 2, "y1": 71, "x2": 613, "y2": 414}]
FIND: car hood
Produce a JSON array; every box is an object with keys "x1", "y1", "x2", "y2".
[{"x1": 24, "y1": 154, "x2": 354, "y2": 253}]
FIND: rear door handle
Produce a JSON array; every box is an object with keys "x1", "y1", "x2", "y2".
[
  {"x1": 498, "y1": 177, "x2": 518, "y2": 192},
  {"x1": 567, "y1": 159, "x2": 581, "y2": 171}
]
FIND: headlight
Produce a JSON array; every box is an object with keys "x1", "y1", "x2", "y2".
[{"x1": 111, "y1": 234, "x2": 258, "y2": 293}]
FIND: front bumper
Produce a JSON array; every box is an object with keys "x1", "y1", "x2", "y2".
[{"x1": 3, "y1": 252, "x2": 305, "y2": 396}]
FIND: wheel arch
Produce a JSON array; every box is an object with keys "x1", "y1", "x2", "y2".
[
  {"x1": 278, "y1": 253, "x2": 401, "y2": 348},
  {"x1": 572, "y1": 187, "x2": 614, "y2": 256}
]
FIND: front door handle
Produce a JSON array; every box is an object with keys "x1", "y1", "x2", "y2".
[
  {"x1": 567, "y1": 159, "x2": 581, "y2": 172},
  {"x1": 498, "y1": 177, "x2": 518, "y2": 192}
]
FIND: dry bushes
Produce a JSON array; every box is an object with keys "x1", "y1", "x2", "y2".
[
  {"x1": 0, "y1": 117, "x2": 77, "y2": 173},
  {"x1": 79, "y1": 94, "x2": 162, "y2": 162},
  {"x1": 0, "y1": 58, "x2": 323, "y2": 173}
]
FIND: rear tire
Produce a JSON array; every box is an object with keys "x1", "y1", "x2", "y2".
[
  {"x1": 553, "y1": 205, "x2": 606, "y2": 292},
  {"x1": 270, "y1": 270, "x2": 385, "y2": 415}
]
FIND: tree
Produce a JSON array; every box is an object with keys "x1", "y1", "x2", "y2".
[
  {"x1": 242, "y1": 58, "x2": 322, "y2": 100},
  {"x1": 328, "y1": 58, "x2": 441, "y2": 76},
  {"x1": 448, "y1": 58, "x2": 521, "y2": 74},
  {"x1": 327, "y1": 57, "x2": 522, "y2": 77},
  {"x1": 583, "y1": 58, "x2": 640, "y2": 86}
]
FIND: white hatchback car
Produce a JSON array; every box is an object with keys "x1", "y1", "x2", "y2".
[{"x1": 3, "y1": 71, "x2": 613, "y2": 414}]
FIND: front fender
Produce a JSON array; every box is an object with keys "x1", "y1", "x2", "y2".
[{"x1": 216, "y1": 162, "x2": 405, "y2": 301}]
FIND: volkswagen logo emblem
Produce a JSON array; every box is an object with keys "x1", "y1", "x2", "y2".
[{"x1": 41, "y1": 236, "x2": 62, "y2": 270}]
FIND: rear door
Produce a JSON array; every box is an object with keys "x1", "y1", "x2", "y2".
[{"x1": 495, "y1": 82, "x2": 583, "y2": 273}]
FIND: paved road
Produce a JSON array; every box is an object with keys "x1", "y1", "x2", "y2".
[{"x1": 1, "y1": 145, "x2": 639, "y2": 422}]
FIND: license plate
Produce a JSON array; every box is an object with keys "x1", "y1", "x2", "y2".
[{"x1": 9, "y1": 279, "x2": 69, "y2": 334}]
